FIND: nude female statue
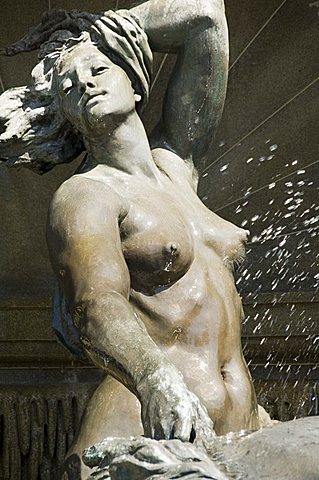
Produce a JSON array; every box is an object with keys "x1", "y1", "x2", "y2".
[{"x1": 0, "y1": 1, "x2": 268, "y2": 477}]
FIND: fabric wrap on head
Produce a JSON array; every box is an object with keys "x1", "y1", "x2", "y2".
[
  {"x1": 3, "y1": 9, "x2": 153, "y2": 112},
  {"x1": 90, "y1": 10, "x2": 153, "y2": 113}
]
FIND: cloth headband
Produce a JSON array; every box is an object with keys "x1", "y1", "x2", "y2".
[
  {"x1": 91, "y1": 10, "x2": 153, "y2": 113},
  {"x1": 2, "y1": 9, "x2": 153, "y2": 112}
]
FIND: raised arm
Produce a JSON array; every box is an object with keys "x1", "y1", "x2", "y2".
[
  {"x1": 130, "y1": 0, "x2": 229, "y2": 170},
  {"x1": 1, "y1": 2, "x2": 227, "y2": 172},
  {"x1": 47, "y1": 176, "x2": 214, "y2": 442}
]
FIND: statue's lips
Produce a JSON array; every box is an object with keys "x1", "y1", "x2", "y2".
[{"x1": 85, "y1": 93, "x2": 108, "y2": 106}]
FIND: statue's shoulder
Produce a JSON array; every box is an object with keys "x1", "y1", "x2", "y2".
[
  {"x1": 55, "y1": 172, "x2": 119, "y2": 199},
  {"x1": 50, "y1": 173, "x2": 124, "y2": 220}
]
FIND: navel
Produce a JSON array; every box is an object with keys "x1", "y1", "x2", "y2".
[
  {"x1": 172, "y1": 326, "x2": 183, "y2": 341},
  {"x1": 220, "y1": 366, "x2": 226, "y2": 381}
]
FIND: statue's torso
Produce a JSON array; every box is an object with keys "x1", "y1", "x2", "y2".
[{"x1": 72, "y1": 149, "x2": 258, "y2": 434}]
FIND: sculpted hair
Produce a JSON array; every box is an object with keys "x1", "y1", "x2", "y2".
[
  {"x1": 0, "y1": 36, "x2": 84, "y2": 174},
  {"x1": 0, "y1": 9, "x2": 152, "y2": 174}
]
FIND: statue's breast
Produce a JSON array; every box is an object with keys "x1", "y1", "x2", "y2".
[{"x1": 120, "y1": 201, "x2": 194, "y2": 295}]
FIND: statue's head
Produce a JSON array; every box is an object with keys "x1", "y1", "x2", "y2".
[
  {"x1": 0, "y1": 10, "x2": 152, "y2": 174},
  {"x1": 55, "y1": 34, "x2": 142, "y2": 139}
]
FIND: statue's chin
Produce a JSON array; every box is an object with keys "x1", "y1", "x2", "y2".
[{"x1": 84, "y1": 102, "x2": 134, "y2": 136}]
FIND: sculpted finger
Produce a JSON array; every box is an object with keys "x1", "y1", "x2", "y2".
[
  {"x1": 164, "y1": 419, "x2": 175, "y2": 441},
  {"x1": 144, "y1": 420, "x2": 155, "y2": 439},
  {"x1": 193, "y1": 415, "x2": 216, "y2": 446},
  {"x1": 153, "y1": 414, "x2": 173, "y2": 440},
  {"x1": 141, "y1": 402, "x2": 154, "y2": 438},
  {"x1": 197, "y1": 404, "x2": 215, "y2": 429},
  {"x1": 171, "y1": 416, "x2": 193, "y2": 442}
]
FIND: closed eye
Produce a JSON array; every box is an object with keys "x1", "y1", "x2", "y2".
[{"x1": 93, "y1": 66, "x2": 109, "y2": 75}]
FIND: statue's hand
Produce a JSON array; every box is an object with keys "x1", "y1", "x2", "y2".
[{"x1": 137, "y1": 366, "x2": 215, "y2": 443}]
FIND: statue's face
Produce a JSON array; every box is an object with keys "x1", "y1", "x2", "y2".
[{"x1": 56, "y1": 43, "x2": 137, "y2": 136}]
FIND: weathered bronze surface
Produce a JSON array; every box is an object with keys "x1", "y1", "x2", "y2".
[
  {"x1": 82, "y1": 417, "x2": 319, "y2": 479},
  {"x1": 3, "y1": 1, "x2": 315, "y2": 479}
]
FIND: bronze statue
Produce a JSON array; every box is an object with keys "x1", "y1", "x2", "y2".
[
  {"x1": 0, "y1": 1, "x2": 272, "y2": 478},
  {"x1": 82, "y1": 417, "x2": 319, "y2": 479}
]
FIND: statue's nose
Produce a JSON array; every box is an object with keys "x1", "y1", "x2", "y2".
[{"x1": 80, "y1": 81, "x2": 95, "y2": 94}]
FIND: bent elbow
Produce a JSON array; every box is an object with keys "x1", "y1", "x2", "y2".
[
  {"x1": 194, "y1": 1, "x2": 226, "y2": 29},
  {"x1": 74, "y1": 290, "x2": 129, "y2": 335}
]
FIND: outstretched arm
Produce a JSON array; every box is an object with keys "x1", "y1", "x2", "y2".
[{"x1": 130, "y1": 0, "x2": 228, "y2": 171}]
